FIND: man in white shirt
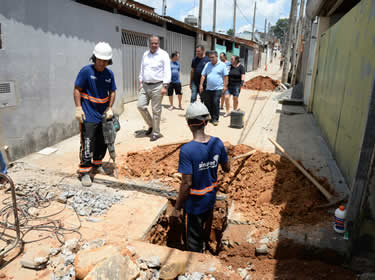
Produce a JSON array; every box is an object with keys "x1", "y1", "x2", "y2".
[{"x1": 138, "y1": 36, "x2": 171, "y2": 141}]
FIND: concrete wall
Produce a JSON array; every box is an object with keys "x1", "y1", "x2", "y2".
[
  {"x1": 0, "y1": 0, "x2": 166, "y2": 161},
  {"x1": 311, "y1": 0, "x2": 375, "y2": 187}
]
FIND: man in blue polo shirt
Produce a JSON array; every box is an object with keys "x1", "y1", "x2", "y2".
[
  {"x1": 171, "y1": 102, "x2": 230, "y2": 252},
  {"x1": 73, "y1": 42, "x2": 117, "y2": 187},
  {"x1": 199, "y1": 51, "x2": 228, "y2": 126}
]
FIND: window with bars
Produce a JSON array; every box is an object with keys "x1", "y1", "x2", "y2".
[{"x1": 121, "y1": 30, "x2": 149, "y2": 47}]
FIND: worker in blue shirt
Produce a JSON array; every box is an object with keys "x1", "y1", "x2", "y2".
[
  {"x1": 168, "y1": 51, "x2": 183, "y2": 110},
  {"x1": 171, "y1": 102, "x2": 230, "y2": 252},
  {"x1": 0, "y1": 151, "x2": 7, "y2": 174},
  {"x1": 73, "y1": 42, "x2": 117, "y2": 187}
]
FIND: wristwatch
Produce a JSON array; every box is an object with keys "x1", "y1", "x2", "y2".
[{"x1": 163, "y1": 83, "x2": 169, "y2": 89}]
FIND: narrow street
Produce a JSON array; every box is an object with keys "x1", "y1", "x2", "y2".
[{"x1": 0, "y1": 55, "x2": 355, "y2": 279}]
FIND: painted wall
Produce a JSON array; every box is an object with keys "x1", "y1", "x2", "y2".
[
  {"x1": 0, "y1": 0, "x2": 166, "y2": 160},
  {"x1": 311, "y1": 0, "x2": 375, "y2": 187},
  {"x1": 215, "y1": 44, "x2": 226, "y2": 55}
]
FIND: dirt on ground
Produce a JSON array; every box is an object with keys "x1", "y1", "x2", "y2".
[
  {"x1": 119, "y1": 144, "x2": 353, "y2": 279},
  {"x1": 243, "y1": 75, "x2": 281, "y2": 91},
  {"x1": 118, "y1": 143, "x2": 331, "y2": 231}
]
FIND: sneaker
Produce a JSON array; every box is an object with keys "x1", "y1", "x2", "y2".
[
  {"x1": 168, "y1": 105, "x2": 174, "y2": 111},
  {"x1": 212, "y1": 121, "x2": 219, "y2": 126},
  {"x1": 81, "y1": 174, "x2": 92, "y2": 187},
  {"x1": 94, "y1": 166, "x2": 106, "y2": 175},
  {"x1": 150, "y1": 134, "x2": 163, "y2": 142},
  {"x1": 224, "y1": 112, "x2": 230, "y2": 117}
]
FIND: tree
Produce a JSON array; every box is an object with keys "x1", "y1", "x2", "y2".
[
  {"x1": 270, "y1": 18, "x2": 288, "y2": 42},
  {"x1": 226, "y1": 29, "x2": 234, "y2": 36}
]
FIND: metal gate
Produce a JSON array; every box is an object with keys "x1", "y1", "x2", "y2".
[
  {"x1": 121, "y1": 30, "x2": 150, "y2": 103},
  {"x1": 247, "y1": 48, "x2": 254, "y2": 72},
  {"x1": 165, "y1": 31, "x2": 195, "y2": 85}
]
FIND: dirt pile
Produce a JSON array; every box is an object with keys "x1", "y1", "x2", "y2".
[
  {"x1": 118, "y1": 143, "x2": 330, "y2": 230},
  {"x1": 220, "y1": 143, "x2": 330, "y2": 230},
  {"x1": 243, "y1": 75, "x2": 280, "y2": 91}
]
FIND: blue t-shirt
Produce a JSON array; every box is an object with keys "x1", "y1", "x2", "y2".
[
  {"x1": 191, "y1": 56, "x2": 210, "y2": 87},
  {"x1": 170, "y1": 61, "x2": 180, "y2": 83},
  {"x1": 0, "y1": 152, "x2": 7, "y2": 174},
  {"x1": 224, "y1": 61, "x2": 231, "y2": 72},
  {"x1": 201, "y1": 61, "x2": 228, "y2": 90},
  {"x1": 178, "y1": 137, "x2": 228, "y2": 215},
  {"x1": 75, "y1": 65, "x2": 117, "y2": 123}
]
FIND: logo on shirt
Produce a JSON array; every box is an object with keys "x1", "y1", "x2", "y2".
[
  {"x1": 105, "y1": 79, "x2": 111, "y2": 83},
  {"x1": 90, "y1": 75, "x2": 97, "y2": 80},
  {"x1": 198, "y1": 154, "x2": 219, "y2": 171}
]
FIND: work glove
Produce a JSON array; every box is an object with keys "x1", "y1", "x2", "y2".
[
  {"x1": 105, "y1": 107, "x2": 114, "y2": 120},
  {"x1": 75, "y1": 106, "x2": 85, "y2": 123}
]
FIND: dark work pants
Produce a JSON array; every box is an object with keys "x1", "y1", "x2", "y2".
[
  {"x1": 184, "y1": 209, "x2": 214, "y2": 253},
  {"x1": 201, "y1": 90, "x2": 222, "y2": 122},
  {"x1": 79, "y1": 122, "x2": 107, "y2": 174}
]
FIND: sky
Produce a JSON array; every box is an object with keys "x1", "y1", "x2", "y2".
[{"x1": 135, "y1": 0, "x2": 291, "y2": 34}]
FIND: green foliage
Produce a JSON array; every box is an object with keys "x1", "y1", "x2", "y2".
[
  {"x1": 270, "y1": 18, "x2": 288, "y2": 41},
  {"x1": 226, "y1": 28, "x2": 234, "y2": 36}
]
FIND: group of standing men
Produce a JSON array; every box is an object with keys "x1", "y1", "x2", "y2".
[{"x1": 72, "y1": 36, "x2": 237, "y2": 253}]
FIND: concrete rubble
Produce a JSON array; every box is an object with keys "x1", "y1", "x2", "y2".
[{"x1": 54, "y1": 184, "x2": 125, "y2": 216}]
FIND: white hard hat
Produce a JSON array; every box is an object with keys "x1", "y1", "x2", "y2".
[
  {"x1": 185, "y1": 102, "x2": 210, "y2": 120},
  {"x1": 93, "y1": 42, "x2": 112, "y2": 60}
]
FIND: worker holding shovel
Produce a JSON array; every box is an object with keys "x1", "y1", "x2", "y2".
[
  {"x1": 171, "y1": 102, "x2": 230, "y2": 252},
  {"x1": 73, "y1": 42, "x2": 117, "y2": 187}
]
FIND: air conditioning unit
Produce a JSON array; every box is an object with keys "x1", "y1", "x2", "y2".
[{"x1": 0, "y1": 81, "x2": 16, "y2": 108}]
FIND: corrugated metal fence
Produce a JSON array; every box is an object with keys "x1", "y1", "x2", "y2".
[
  {"x1": 165, "y1": 31, "x2": 195, "y2": 86},
  {"x1": 121, "y1": 30, "x2": 195, "y2": 103},
  {"x1": 121, "y1": 30, "x2": 150, "y2": 103}
]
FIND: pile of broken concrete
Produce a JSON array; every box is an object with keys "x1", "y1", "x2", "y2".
[{"x1": 20, "y1": 238, "x2": 217, "y2": 280}]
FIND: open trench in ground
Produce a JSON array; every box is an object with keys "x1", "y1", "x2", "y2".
[{"x1": 114, "y1": 143, "x2": 356, "y2": 279}]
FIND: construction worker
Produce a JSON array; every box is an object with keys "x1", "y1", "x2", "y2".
[
  {"x1": 73, "y1": 42, "x2": 116, "y2": 187},
  {"x1": 171, "y1": 102, "x2": 230, "y2": 252},
  {"x1": 138, "y1": 36, "x2": 171, "y2": 142},
  {"x1": 0, "y1": 151, "x2": 6, "y2": 174}
]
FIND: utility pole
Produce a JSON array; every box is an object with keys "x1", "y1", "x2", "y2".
[
  {"x1": 291, "y1": 0, "x2": 305, "y2": 85},
  {"x1": 268, "y1": 22, "x2": 272, "y2": 63},
  {"x1": 197, "y1": 0, "x2": 203, "y2": 44},
  {"x1": 282, "y1": 0, "x2": 298, "y2": 83},
  {"x1": 162, "y1": 0, "x2": 166, "y2": 16},
  {"x1": 213, "y1": 0, "x2": 217, "y2": 48},
  {"x1": 252, "y1": 1, "x2": 256, "y2": 41},
  {"x1": 198, "y1": 0, "x2": 203, "y2": 29},
  {"x1": 233, "y1": 0, "x2": 237, "y2": 41},
  {"x1": 289, "y1": 1, "x2": 299, "y2": 78},
  {"x1": 264, "y1": 18, "x2": 267, "y2": 69}
]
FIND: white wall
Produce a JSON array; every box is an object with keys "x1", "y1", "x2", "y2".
[{"x1": 0, "y1": 0, "x2": 167, "y2": 160}]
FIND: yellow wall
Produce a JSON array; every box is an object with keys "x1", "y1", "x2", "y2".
[{"x1": 312, "y1": 0, "x2": 375, "y2": 187}]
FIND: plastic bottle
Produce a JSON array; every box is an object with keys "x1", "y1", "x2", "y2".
[{"x1": 334, "y1": 205, "x2": 346, "y2": 234}]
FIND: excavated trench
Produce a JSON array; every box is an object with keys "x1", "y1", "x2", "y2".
[
  {"x1": 121, "y1": 144, "x2": 356, "y2": 278},
  {"x1": 145, "y1": 199, "x2": 229, "y2": 255}
]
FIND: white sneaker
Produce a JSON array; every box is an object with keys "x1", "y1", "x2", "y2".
[{"x1": 81, "y1": 174, "x2": 92, "y2": 187}]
